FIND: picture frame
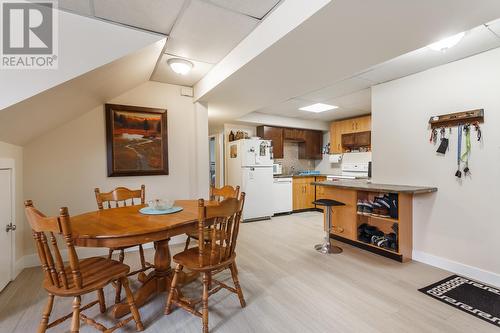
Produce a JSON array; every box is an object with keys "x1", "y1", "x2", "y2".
[{"x1": 105, "y1": 104, "x2": 169, "y2": 177}]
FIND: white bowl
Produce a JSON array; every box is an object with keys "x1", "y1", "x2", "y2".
[{"x1": 148, "y1": 199, "x2": 174, "y2": 211}]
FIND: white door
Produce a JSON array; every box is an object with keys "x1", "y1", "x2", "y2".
[{"x1": 0, "y1": 169, "x2": 13, "y2": 291}]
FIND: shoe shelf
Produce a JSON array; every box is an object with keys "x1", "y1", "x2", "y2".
[
  {"x1": 358, "y1": 240, "x2": 401, "y2": 255},
  {"x1": 317, "y1": 185, "x2": 413, "y2": 262},
  {"x1": 356, "y1": 212, "x2": 398, "y2": 224}
]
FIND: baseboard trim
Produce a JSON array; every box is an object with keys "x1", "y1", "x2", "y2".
[{"x1": 413, "y1": 250, "x2": 500, "y2": 287}]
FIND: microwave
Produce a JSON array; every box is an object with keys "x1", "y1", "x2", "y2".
[{"x1": 273, "y1": 163, "x2": 283, "y2": 175}]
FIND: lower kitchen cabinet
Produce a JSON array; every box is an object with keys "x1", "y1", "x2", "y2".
[{"x1": 292, "y1": 177, "x2": 315, "y2": 210}]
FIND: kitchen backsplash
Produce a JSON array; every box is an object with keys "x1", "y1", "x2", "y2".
[{"x1": 274, "y1": 142, "x2": 315, "y2": 174}]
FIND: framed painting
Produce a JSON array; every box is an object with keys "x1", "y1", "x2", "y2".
[{"x1": 105, "y1": 104, "x2": 168, "y2": 177}]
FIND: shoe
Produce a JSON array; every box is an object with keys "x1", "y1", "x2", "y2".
[
  {"x1": 357, "y1": 200, "x2": 364, "y2": 214},
  {"x1": 362, "y1": 200, "x2": 373, "y2": 215},
  {"x1": 385, "y1": 194, "x2": 398, "y2": 219},
  {"x1": 373, "y1": 196, "x2": 390, "y2": 217}
]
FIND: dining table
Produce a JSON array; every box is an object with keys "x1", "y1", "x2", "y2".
[{"x1": 71, "y1": 199, "x2": 208, "y2": 319}]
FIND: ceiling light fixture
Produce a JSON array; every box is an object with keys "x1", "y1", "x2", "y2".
[
  {"x1": 427, "y1": 32, "x2": 465, "y2": 52},
  {"x1": 167, "y1": 58, "x2": 194, "y2": 75},
  {"x1": 299, "y1": 103, "x2": 338, "y2": 113}
]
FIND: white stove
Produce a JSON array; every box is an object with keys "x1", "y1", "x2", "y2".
[{"x1": 327, "y1": 155, "x2": 370, "y2": 181}]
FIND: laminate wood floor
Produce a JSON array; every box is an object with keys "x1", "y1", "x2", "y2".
[{"x1": 0, "y1": 212, "x2": 496, "y2": 333}]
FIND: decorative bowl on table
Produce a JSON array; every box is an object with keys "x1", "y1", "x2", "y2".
[
  {"x1": 139, "y1": 199, "x2": 183, "y2": 215},
  {"x1": 147, "y1": 199, "x2": 174, "y2": 210}
]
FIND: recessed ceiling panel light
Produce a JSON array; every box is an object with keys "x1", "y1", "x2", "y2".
[
  {"x1": 167, "y1": 58, "x2": 194, "y2": 75},
  {"x1": 427, "y1": 32, "x2": 465, "y2": 52},
  {"x1": 299, "y1": 103, "x2": 338, "y2": 113}
]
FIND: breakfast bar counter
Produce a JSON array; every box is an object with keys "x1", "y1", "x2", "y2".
[
  {"x1": 313, "y1": 180, "x2": 437, "y2": 262},
  {"x1": 312, "y1": 180, "x2": 437, "y2": 194}
]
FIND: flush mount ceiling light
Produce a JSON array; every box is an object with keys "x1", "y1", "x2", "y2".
[
  {"x1": 167, "y1": 58, "x2": 194, "y2": 75},
  {"x1": 299, "y1": 103, "x2": 338, "y2": 113},
  {"x1": 427, "y1": 32, "x2": 466, "y2": 52}
]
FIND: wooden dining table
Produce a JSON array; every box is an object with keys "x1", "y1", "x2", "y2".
[{"x1": 71, "y1": 199, "x2": 207, "y2": 319}]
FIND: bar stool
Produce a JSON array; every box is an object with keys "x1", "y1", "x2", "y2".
[{"x1": 313, "y1": 199, "x2": 345, "y2": 254}]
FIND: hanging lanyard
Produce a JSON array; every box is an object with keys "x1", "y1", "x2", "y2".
[
  {"x1": 457, "y1": 125, "x2": 462, "y2": 165},
  {"x1": 461, "y1": 126, "x2": 471, "y2": 162}
]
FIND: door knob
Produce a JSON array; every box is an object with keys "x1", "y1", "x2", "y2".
[{"x1": 5, "y1": 223, "x2": 16, "y2": 232}]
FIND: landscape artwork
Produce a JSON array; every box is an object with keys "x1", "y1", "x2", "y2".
[{"x1": 105, "y1": 104, "x2": 168, "y2": 177}]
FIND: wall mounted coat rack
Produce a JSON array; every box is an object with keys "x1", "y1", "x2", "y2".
[{"x1": 428, "y1": 109, "x2": 484, "y2": 129}]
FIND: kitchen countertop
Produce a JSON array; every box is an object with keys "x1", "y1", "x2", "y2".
[
  {"x1": 274, "y1": 174, "x2": 339, "y2": 178},
  {"x1": 312, "y1": 179, "x2": 437, "y2": 194}
]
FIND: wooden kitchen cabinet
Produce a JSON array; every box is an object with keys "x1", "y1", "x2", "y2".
[
  {"x1": 292, "y1": 177, "x2": 315, "y2": 210},
  {"x1": 256, "y1": 126, "x2": 284, "y2": 158},
  {"x1": 320, "y1": 187, "x2": 357, "y2": 240},
  {"x1": 355, "y1": 115, "x2": 371, "y2": 132},
  {"x1": 329, "y1": 121, "x2": 343, "y2": 154},
  {"x1": 329, "y1": 115, "x2": 371, "y2": 153},
  {"x1": 258, "y1": 125, "x2": 323, "y2": 160},
  {"x1": 283, "y1": 128, "x2": 305, "y2": 141},
  {"x1": 299, "y1": 130, "x2": 323, "y2": 159},
  {"x1": 354, "y1": 131, "x2": 371, "y2": 146}
]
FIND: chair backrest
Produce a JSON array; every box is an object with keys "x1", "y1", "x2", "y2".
[
  {"x1": 94, "y1": 185, "x2": 145, "y2": 210},
  {"x1": 24, "y1": 200, "x2": 82, "y2": 290},
  {"x1": 209, "y1": 185, "x2": 240, "y2": 202},
  {"x1": 197, "y1": 192, "x2": 246, "y2": 267}
]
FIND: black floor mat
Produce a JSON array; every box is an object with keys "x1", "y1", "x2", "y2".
[{"x1": 419, "y1": 275, "x2": 500, "y2": 328}]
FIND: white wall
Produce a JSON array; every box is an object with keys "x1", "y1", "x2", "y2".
[
  {"x1": 372, "y1": 47, "x2": 500, "y2": 285},
  {"x1": 23, "y1": 81, "x2": 209, "y2": 256},
  {"x1": 0, "y1": 142, "x2": 24, "y2": 275},
  {"x1": 315, "y1": 132, "x2": 342, "y2": 174}
]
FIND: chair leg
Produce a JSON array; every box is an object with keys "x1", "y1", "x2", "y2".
[
  {"x1": 97, "y1": 288, "x2": 106, "y2": 313},
  {"x1": 207, "y1": 272, "x2": 212, "y2": 290},
  {"x1": 70, "y1": 296, "x2": 81, "y2": 333},
  {"x1": 139, "y1": 245, "x2": 146, "y2": 269},
  {"x1": 38, "y1": 294, "x2": 54, "y2": 333},
  {"x1": 184, "y1": 236, "x2": 191, "y2": 251},
  {"x1": 165, "y1": 264, "x2": 183, "y2": 315},
  {"x1": 107, "y1": 248, "x2": 114, "y2": 259},
  {"x1": 121, "y1": 277, "x2": 144, "y2": 332},
  {"x1": 202, "y1": 272, "x2": 210, "y2": 333},
  {"x1": 229, "y1": 263, "x2": 246, "y2": 308},
  {"x1": 114, "y1": 249, "x2": 125, "y2": 304}
]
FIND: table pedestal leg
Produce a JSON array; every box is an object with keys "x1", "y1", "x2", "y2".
[
  {"x1": 112, "y1": 239, "x2": 172, "y2": 318},
  {"x1": 112, "y1": 238, "x2": 201, "y2": 318}
]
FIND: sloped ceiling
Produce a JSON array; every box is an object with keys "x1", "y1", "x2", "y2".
[
  {"x1": 0, "y1": 7, "x2": 163, "y2": 111},
  {"x1": 0, "y1": 41, "x2": 164, "y2": 146}
]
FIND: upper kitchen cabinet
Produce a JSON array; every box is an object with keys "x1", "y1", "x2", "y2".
[
  {"x1": 330, "y1": 115, "x2": 371, "y2": 153},
  {"x1": 257, "y1": 126, "x2": 323, "y2": 160},
  {"x1": 283, "y1": 128, "x2": 306, "y2": 141},
  {"x1": 299, "y1": 129, "x2": 323, "y2": 159},
  {"x1": 257, "y1": 126, "x2": 284, "y2": 158}
]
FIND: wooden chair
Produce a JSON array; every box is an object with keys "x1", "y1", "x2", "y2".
[
  {"x1": 165, "y1": 193, "x2": 246, "y2": 333},
  {"x1": 24, "y1": 200, "x2": 144, "y2": 333},
  {"x1": 94, "y1": 185, "x2": 152, "y2": 304},
  {"x1": 184, "y1": 185, "x2": 240, "y2": 251}
]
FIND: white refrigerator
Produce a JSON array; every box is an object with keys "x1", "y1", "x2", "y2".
[{"x1": 227, "y1": 139, "x2": 273, "y2": 221}]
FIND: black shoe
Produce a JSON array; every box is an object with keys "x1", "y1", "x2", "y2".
[
  {"x1": 374, "y1": 196, "x2": 391, "y2": 217},
  {"x1": 384, "y1": 194, "x2": 398, "y2": 219}
]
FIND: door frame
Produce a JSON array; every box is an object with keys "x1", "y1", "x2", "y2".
[
  {"x1": 0, "y1": 158, "x2": 16, "y2": 282},
  {"x1": 208, "y1": 133, "x2": 225, "y2": 188}
]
